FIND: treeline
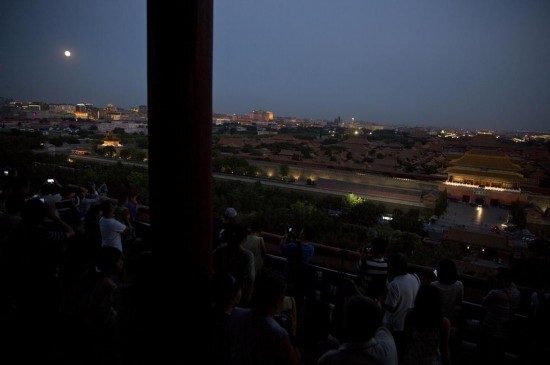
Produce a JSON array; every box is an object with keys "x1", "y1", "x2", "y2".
[
  {"x1": 0, "y1": 131, "x2": 149, "y2": 204},
  {"x1": 213, "y1": 179, "x2": 460, "y2": 267}
]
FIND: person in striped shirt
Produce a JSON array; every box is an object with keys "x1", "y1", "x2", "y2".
[{"x1": 356, "y1": 237, "x2": 389, "y2": 305}]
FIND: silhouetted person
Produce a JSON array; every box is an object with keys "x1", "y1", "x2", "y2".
[
  {"x1": 402, "y1": 285, "x2": 451, "y2": 365},
  {"x1": 476, "y1": 267, "x2": 521, "y2": 364},
  {"x1": 383, "y1": 253, "x2": 420, "y2": 362},
  {"x1": 318, "y1": 295, "x2": 398, "y2": 365},
  {"x1": 356, "y1": 237, "x2": 389, "y2": 305},
  {"x1": 229, "y1": 271, "x2": 301, "y2": 365}
]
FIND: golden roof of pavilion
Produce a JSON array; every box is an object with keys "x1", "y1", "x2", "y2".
[
  {"x1": 444, "y1": 167, "x2": 523, "y2": 181},
  {"x1": 448, "y1": 150, "x2": 522, "y2": 172},
  {"x1": 470, "y1": 133, "x2": 500, "y2": 149}
]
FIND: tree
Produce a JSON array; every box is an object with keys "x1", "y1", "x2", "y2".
[
  {"x1": 119, "y1": 149, "x2": 131, "y2": 160},
  {"x1": 434, "y1": 190, "x2": 448, "y2": 217},
  {"x1": 279, "y1": 164, "x2": 290, "y2": 178},
  {"x1": 101, "y1": 146, "x2": 117, "y2": 157},
  {"x1": 390, "y1": 209, "x2": 425, "y2": 235},
  {"x1": 135, "y1": 136, "x2": 148, "y2": 148},
  {"x1": 343, "y1": 198, "x2": 385, "y2": 226},
  {"x1": 388, "y1": 231, "x2": 421, "y2": 257},
  {"x1": 510, "y1": 199, "x2": 527, "y2": 228}
]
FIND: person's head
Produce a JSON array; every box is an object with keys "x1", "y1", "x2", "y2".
[
  {"x1": 411, "y1": 285, "x2": 442, "y2": 328},
  {"x1": 127, "y1": 190, "x2": 138, "y2": 203},
  {"x1": 41, "y1": 180, "x2": 60, "y2": 195},
  {"x1": 227, "y1": 223, "x2": 248, "y2": 250},
  {"x1": 389, "y1": 252, "x2": 409, "y2": 276},
  {"x1": 85, "y1": 203, "x2": 102, "y2": 222},
  {"x1": 251, "y1": 271, "x2": 287, "y2": 314},
  {"x1": 223, "y1": 207, "x2": 237, "y2": 223},
  {"x1": 60, "y1": 185, "x2": 77, "y2": 200},
  {"x1": 299, "y1": 225, "x2": 315, "y2": 241},
  {"x1": 344, "y1": 295, "x2": 381, "y2": 342},
  {"x1": 436, "y1": 258, "x2": 459, "y2": 285},
  {"x1": 248, "y1": 219, "x2": 262, "y2": 234},
  {"x1": 96, "y1": 246, "x2": 124, "y2": 275},
  {"x1": 100, "y1": 200, "x2": 114, "y2": 217},
  {"x1": 117, "y1": 192, "x2": 128, "y2": 205},
  {"x1": 371, "y1": 237, "x2": 388, "y2": 255},
  {"x1": 21, "y1": 197, "x2": 49, "y2": 226},
  {"x1": 495, "y1": 266, "x2": 514, "y2": 287}
]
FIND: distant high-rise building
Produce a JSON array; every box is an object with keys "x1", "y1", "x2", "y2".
[
  {"x1": 49, "y1": 104, "x2": 76, "y2": 113},
  {"x1": 249, "y1": 110, "x2": 273, "y2": 123},
  {"x1": 76, "y1": 103, "x2": 86, "y2": 113},
  {"x1": 75, "y1": 103, "x2": 89, "y2": 119},
  {"x1": 138, "y1": 105, "x2": 147, "y2": 114},
  {"x1": 106, "y1": 104, "x2": 118, "y2": 113}
]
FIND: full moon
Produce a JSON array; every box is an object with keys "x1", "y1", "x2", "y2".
[{"x1": 64, "y1": 50, "x2": 71, "y2": 57}]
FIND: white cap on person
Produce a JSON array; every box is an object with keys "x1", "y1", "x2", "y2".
[{"x1": 224, "y1": 207, "x2": 237, "y2": 219}]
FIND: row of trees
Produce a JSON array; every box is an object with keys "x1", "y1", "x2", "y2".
[
  {"x1": 213, "y1": 179, "x2": 459, "y2": 267},
  {"x1": 0, "y1": 129, "x2": 150, "y2": 204}
]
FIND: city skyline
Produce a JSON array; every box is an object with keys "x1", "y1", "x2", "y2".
[
  {"x1": 214, "y1": 0, "x2": 550, "y2": 132},
  {"x1": 0, "y1": 0, "x2": 147, "y2": 109},
  {"x1": 2, "y1": 1, "x2": 549, "y2": 132}
]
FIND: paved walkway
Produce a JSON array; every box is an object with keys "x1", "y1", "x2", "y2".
[{"x1": 430, "y1": 201, "x2": 511, "y2": 234}]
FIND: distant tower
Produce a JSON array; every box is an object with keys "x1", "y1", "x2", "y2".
[
  {"x1": 106, "y1": 104, "x2": 118, "y2": 113},
  {"x1": 75, "y1": 103, "x2": 89, "y2": 120},
  {"x1": 76, "y1": 103, "x2": 86, "y2": 113},
  {"x1": 101, "y1": 130, "x2": 123, "y2": 147},
  {"x1": 249, "y1": 110, "x2": 274, "y2": 123}
]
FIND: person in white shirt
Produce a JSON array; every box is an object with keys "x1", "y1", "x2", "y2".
[
  {"x1": 318, "y1": 295, "x2": 398, "y2": 365},
  {"x1": 383, "y1": 253, "x2": 420, "y2": 362},
  {"x1": 99, "y1": 200, "x2": 129, "y2": 252}
]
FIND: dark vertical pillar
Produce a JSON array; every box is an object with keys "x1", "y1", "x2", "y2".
[{"x1": 147, "y1": 0, "x2": 213, "y2": 360}]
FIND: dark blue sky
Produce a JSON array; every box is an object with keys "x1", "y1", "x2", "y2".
[
  {"x1": 2, "y1": 1, "x2": 549, "y2": 132},
  {"x1": 214, "y1": 0, "x2": 550, "y2": 132},
  {"x1": 0, "y1": 0, "x2": 147, "y2": 109}
]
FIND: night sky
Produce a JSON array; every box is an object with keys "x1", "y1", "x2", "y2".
[
  {"x1": 0, "y1": 0, "x2": 147, "y2": 109},
  {"x1": 2, "y1": 1, "x2": 549, "y2": 132},
  {"x1": 214, "y1": 0, "x2": 550, "y2": 132}
]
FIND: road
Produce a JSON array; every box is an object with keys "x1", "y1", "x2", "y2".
[
  {"x1": 69, "y1": 154, "x2": 149, "y2": 168},
  {"x1": 212, "y1": 173, "x2": 432, "y2": 208},
  {"x1": 212, "y1": 172, "x2": 427, "y2": 208}
]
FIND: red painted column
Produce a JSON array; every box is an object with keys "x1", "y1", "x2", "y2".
[{"x1": 147, "y1": 0, "x2": 213, "y2": 361}]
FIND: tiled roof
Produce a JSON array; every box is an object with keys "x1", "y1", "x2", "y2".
[
  {"x1": 278, "y1": 149, "x2": 296, "y2": 157},
  {"x1": 470, "y1": 133, "x2": 500, "y2": 148},
  {"x1": 444, "y1": 167, "x2": 524, "y2": 181},
  {"x1": 266, "y1": 134, "x2": 297, "y2": 143},
  {"x1": 217, "y1": 137, "x2": 246, "y2": 148},
  {"x1": 449, "y1": 151, "x2": 522, "y2": 172}
]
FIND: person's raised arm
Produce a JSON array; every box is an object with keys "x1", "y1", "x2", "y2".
[{"x1": 47, "y1": 204, "x2": 75, "y2": 238}]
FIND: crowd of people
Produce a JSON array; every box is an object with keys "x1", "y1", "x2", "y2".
[
  {"x1": 210, "y1": 206, "x2": 550, "y2": 365},
  {"x1": 0, "y1": 173, "x2": 152, "y2": 363},
  {"x1": 2, "y1": 173, "x2": 550, "y2": 364}
]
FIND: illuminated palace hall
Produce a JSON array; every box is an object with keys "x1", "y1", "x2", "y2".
[{"x1": 443, "y1": 133, "x2": 527, "y2": 206}]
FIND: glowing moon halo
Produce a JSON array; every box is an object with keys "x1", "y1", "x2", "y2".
[{"x1": 64, "y1": 50, "x2": 71, "y2": 57}]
